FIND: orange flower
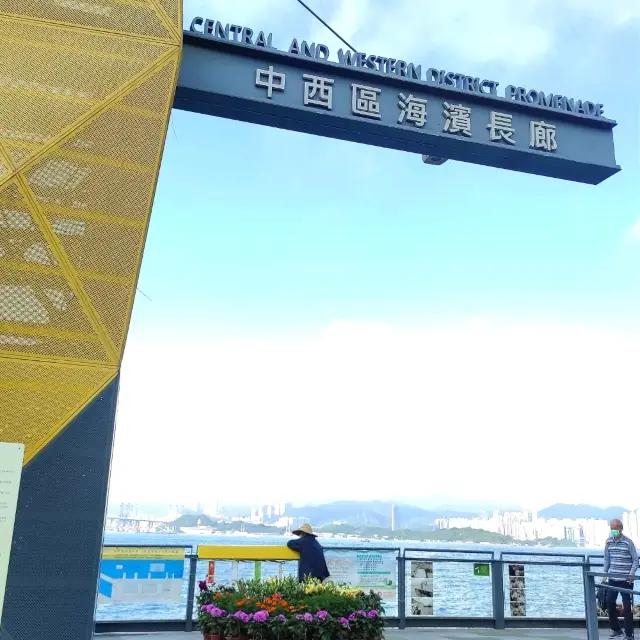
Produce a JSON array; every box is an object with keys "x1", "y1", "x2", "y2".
[
  {"x1": 235, "y1": 598, "x2": 247, "y2": 607},
  {"x1": 215, "y1": 593, "x2": 222, "y2": 600}
]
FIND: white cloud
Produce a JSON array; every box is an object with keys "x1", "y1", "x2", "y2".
[
  {"x1": 563, "y1": 0, "x2": 640, "y2": 26},
  {"x1": 182, "y1": 0, "x2": 297, "y2": 33},
  {"x1": 628, "y1": 219, "x2": 640, "y2": 239},
  {"x1": 303, "y1": 0, "x2": 553, "y2": 67},
  {"x1": 109, "y1": 319, "x2": 640, "y2": 512},
  {"x1": 183, "y1": 0, "x2": 638, "y2": 77}
]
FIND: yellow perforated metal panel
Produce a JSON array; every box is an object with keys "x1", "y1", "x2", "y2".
[
  {"x1": 0, "y1": 1, "x2": 182, "y2": 463},
  {"x1": 0, "y1": 358, "x2": 116, "y2": 462}
]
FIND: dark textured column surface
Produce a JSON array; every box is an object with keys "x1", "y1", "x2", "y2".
[{"x1": 2, "y1": 375, "x2": 120, "y2": 640}]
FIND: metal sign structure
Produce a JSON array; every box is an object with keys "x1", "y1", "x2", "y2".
[
  {"x1": 0, "y1": 4, "x2": 622, "y2": 640},
  {"x1": 177, "y1": 27, "x2": 620, "y2": 185}
]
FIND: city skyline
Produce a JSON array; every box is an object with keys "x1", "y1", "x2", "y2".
[
  {"x1": 107, "y1": 0, "x2": 640, "y2": 510},
  {"x1": 105, "y1": 498, "x2": 640, "y2": 548},
  {"x1": 106, "y1": 496, "x2": 633, "y2": 516}
]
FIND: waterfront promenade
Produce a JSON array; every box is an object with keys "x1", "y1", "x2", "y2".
[{"x1": 99, "y1": 631, "x2": 593, "y2": 639}]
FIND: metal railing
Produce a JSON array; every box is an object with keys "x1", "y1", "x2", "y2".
[
  {"x1": 94, "y1": 544, "x2": 637, "y2": 635},
  {"x1": 584, "y1": 571, "x2": 640, "y2": 640}
]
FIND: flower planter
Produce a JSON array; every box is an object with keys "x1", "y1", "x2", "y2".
[{"x1": 202, "y1": 634, "x2": 222, "y2": 640}]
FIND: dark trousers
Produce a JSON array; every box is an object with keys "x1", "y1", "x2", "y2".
[{"x1": 607, "y1": 580, "x2": 634, "y2": 637}]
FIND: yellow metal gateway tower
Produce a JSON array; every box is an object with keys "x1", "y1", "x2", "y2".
[{"x1": 0, "y1": 2, "x2": 182, "y2": 638}]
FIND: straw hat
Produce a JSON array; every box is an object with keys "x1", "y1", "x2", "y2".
[{"x1": 292, "y1": 523, "x2": 316, "y2": 537}]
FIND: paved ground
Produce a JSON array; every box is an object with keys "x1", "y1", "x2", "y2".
[{"x1": 97, "y1": 630, "x2": 596, "y2": 639}]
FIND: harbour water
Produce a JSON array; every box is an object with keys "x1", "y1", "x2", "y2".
[{"x1": 98, "y1": 532, "x2": 601, "y2": 623}]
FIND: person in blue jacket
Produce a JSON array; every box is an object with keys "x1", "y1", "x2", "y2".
[{"x1": 286, "y1": 523, "x2": 330, "y2": 582}]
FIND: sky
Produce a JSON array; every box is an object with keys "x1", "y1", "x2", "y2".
[{"x1": 107, "y1": 0, "x2": 640, "y2": 513}]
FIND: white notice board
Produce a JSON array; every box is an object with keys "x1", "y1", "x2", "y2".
[{"x1": 0, "y1": 443, "x2": 24, "y2": 621}]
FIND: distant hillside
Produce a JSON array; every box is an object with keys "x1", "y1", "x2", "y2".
[
  {"x1": 539, "y1": 504, "x2": 629, "y2": 520},
  {"x1": 288, "y1": 500, "x2": 475, "y2": 530},
  {"x1": 317, "y1": 523, "x2": 575, "y2": 548}
]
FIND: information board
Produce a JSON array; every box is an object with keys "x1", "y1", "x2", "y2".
[
  {"x1": 0, "y1": 443, "x2": 25, "y2": 620},
  {"x1": 508, "y1": 564, "x2": 526, "y2": 616},
  {"x1": 98, "y1": 547, "x2": 185, "y2": 604},
  {"x1": 325, "y1": 550, "x2": 396, "y2": 601},
  {"x1": 410, "y1": 560, "x2": 434, "y2": 616}
]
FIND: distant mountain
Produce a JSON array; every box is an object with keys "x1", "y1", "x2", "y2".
[
  {"x1": 539, "y1": 504, "x2": 629, "y2": 520},
  {"x1": 288, "y1": 500, "x2": 476, "y2": 530}
]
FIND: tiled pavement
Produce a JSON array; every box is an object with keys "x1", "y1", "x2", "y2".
[{"x1": 98, "y1": 630, "x2": 596, "y2": 639}]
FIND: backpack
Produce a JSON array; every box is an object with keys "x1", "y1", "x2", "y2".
[{"x1": 597, "y1": 583, "x2": 608, "y2": 614}]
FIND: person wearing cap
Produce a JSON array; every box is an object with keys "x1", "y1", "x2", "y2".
[{"x1": 287, "y1": 523, "x2": 330, "y2": 582}]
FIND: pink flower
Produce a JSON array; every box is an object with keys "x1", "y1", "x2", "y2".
[
  {"x1": 348, "y1": 613, "x2": 356, "y2": 621},
  {"x1": 316, "y1": 610, "x2": 328, "y2": 620},
  {"x1": 231, "y1": 611, "x2": 251, "y2": 624},
  {"x1": 368, "y1": 610, "x2": 378, "y2": 618},
  {"x1": 339, "y1": 617, "x2": 350, "y2": 628},
  {"x1": 303, "y1": 613, "x2": 313, "y2": 622},
  {"x1": 358, "y1": 610, "x2": 367, "y2": 616},
  {"x1": 254, "y1": 610, "x2": 269, "y2": 623}
]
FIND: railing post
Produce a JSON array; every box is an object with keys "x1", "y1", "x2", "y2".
[
  {"x1": 397, "y1": 552, "x2": 406, "y2": 629},
  {"x1": 583, "y1": 566, "x2": 599, "y2": 640},
  {"x1": 185, "y1": 554, "x2": 198, "y2": 632},
  {"x1": 491, "y1": 556, "x2": 505, "y2": 630}
]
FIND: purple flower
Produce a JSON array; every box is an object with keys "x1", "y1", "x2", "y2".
[
  {"x1": 277, "y1": 614, "x2": 287, "y2": 624},
  {"x1": 339, "y1": 617, "x2": 350, "y2": 628},
  {"x1": 348, "y1": 613, "x2": 357, "y2": 621},
  {"x1": 367, "y1": 610, "x2": 378, "y2": 618},
  {"x1": 296, "y1": 614, "x2": 304, "y2": 621},
  {"x1": 303, "y1": 613, "x2": 313, "y2": 622},
  {"x1": 316, "y1": 610, "x2": 328, "y2": 620},
  {"x1": 198, "y1": 580, "x2": 208, "y2": 592},
  {"x1": 231, "y1": 611, "x2": 251, "y2": 624},
  {"x1": 253, "y1": 610, "x2": 269, "y2": 623},
  {"x1": 358, "y1": 610, "x2": 366, "y2": 616}
]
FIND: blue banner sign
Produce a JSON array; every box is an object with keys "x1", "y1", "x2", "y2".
[
  {"x1": 98, "y1": 547, "x2": 185, "y2": 604},
  {"x1": 176, "y1": 28, "x2": 619, "y2": 184}
]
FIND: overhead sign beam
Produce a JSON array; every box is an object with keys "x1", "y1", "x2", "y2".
[{"x1": 175, "y1": 30, "x2": 620, "y2": 185}]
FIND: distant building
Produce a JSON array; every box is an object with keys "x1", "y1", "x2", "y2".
[
  {"x1": 437, "y1": 511, "x2": 610, "y2": 547},
  {"x1": 623, "y1": 509, "x2": 640, "y2": 545}
]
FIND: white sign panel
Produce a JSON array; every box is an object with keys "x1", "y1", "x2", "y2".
[
  {"x1": 98, "y1": 547, "x2": 185, "y2": 604},
  {"x1": 0, "y1": 442, "x2": 25, "y2": 620},
  {"x1": 410, "y1": 560, "x2": 434, "y2": 616},
  {"x1": 325, "y1": 550, "x2": 396, "y2": 601}
]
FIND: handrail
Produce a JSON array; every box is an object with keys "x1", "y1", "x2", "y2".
[
  {"x1": 403, "y1": 546, "x2": 495, "y2": 556},
  {"x1": 197, "y1": 545, "x2": 299, "y2": 560},
  {"x1": 502, "y1": 550, "x2": 587, "y2": 560},
  {"x1": 94, "y1": 542, "x2": 624, "y2": 636},
  {"x1": 584, "y1": 569, "x2": 640, "y2": 639}
]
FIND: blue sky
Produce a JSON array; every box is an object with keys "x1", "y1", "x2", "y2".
[{"x1": 109, "y1": 0, "x2": 640, "y2": 512}]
